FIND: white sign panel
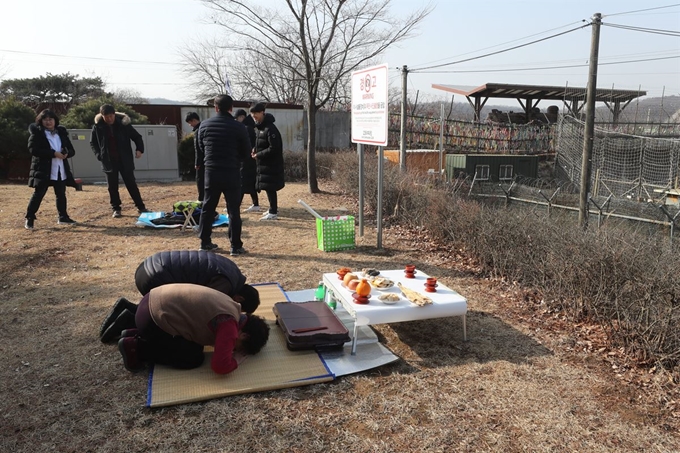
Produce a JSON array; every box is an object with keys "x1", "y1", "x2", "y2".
[{"x1": 351, "y1": 64, "x2": 389, "y2": 146}]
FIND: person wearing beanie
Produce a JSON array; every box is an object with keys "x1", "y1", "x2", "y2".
[{"x1": 249, "y1": 102, "x2": 285, "y2": 221}]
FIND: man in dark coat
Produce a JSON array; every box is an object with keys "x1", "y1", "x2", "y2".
[
  {"x1": 90, "y1": 104, "x2": 149, "y2": 218},
  {"x1": 249, "y1": 102, "x2": 285, "y2": 221},
  {"x1": 197, "y1": 95, "x2": 251, "y2": 254},
  {"x1": 235, "y1": 109, "x2": 260, "y2": 213},
  {"x1": 184, "y1": 112, "x2": 204, "y2": 202},
  {"x1": 133, "y1": 250, "x2": 260, "y2": 312}
]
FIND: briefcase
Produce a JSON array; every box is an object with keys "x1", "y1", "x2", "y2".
[{"x1": 272, "y1": 301, "x2": 350, "y2": 351}]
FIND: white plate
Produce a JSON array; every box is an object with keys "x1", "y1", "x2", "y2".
[
  {"x1": 370, "y1": 278, "x2": 394, "y2": 290},
  {"x1": 378, "y1": 295, "x2": 400, "y2": 304}
]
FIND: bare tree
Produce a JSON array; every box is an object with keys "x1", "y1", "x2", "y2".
[
  {"x1": 230, "y1": 46, "x2": 308, "y2": 104},
  {"x1": 112, "y1": 88, "x2": 149, "y2": 104},
  {"x1": 178, "y1": 37, "x2": 233, "y2": 102},
  {"x1": 200, "y1": 0, "x2": 432, "y2": 193}
]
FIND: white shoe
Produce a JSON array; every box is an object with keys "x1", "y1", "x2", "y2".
[
  {"x1": 243, "y1": 205, "x2": 262, "y2": 213},
  {"x1": 260, "y1": 212, "x2": 278, "y2": 221}
]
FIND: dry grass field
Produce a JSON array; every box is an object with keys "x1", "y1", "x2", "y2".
[{"x1": 1, "y1": 179, "x2": 678, "y2": 452}]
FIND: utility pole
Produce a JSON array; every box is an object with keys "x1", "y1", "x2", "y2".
[
  {"x1": 579, "y1": 12, "x2": 602, "y2": 229},
  {"x1": 399, "y1": 65, "x2": 408, "y2": 171}
]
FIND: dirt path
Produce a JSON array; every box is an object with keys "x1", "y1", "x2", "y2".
[{"x1": 0, "y1": 180, "x2": 677, "y2": 452}]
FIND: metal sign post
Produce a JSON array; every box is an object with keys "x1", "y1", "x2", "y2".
[
  {"x1": 358, "y1": 143, "x2": 364, "y2": 237},
  {"x1": 351, "y1": 64, "x2": 389, "y2": 249},
  {"x1": 377, "y1": 146, "x2": 384, "y2": 249}
]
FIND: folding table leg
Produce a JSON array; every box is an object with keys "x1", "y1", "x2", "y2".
[
  {"x1": 351, "y1": 323, "x2": 358, "y2": 355},
  {"x1": 461, "y1": 313, "x2": 467, "y2": 341}
]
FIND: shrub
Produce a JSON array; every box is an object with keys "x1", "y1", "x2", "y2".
[
  {"x1": 326, "y1": 150, "x2": 680, "y2": 371},
  {"x1": 61, "y1": 96, "x2": 148, "y2": 129},
  {"x1": 283, "y1": 150, "x2": 333, "y2": 182},
  {"x1": 177, "y1": 134, "x2": 196, "y2": 180},
  {"x1": 0, "y1": 97, "x2": 37, "y2": 179}
]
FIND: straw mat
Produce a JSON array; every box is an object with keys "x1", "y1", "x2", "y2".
[{"x1": 147, "y1": 283, "x2": 334, "y2": 407}]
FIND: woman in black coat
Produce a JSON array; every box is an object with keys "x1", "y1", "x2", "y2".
[
  {"x1": 249, "y1": 103, "x2": 285, "y2": 220},
  {"x1": 24, "y1": 109, "x2": 77, "y2": 229}
]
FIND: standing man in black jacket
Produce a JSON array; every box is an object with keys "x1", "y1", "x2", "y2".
[
  {"x1": 184, "y1": 112, "x2": 204, "y2": 202},
  {"x1": 249, "y1": 102, "x2": 285, "y2": 221},
  {"x1": 90, "y1": 104, "x2": 149, "y2": 218},
  {"x1": 197, "y1": 95, "x2": 251, "y2": 254}
]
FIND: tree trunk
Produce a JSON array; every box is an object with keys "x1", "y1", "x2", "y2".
[{"x1": 306, "y1": 104, "x2": 319, "y2": 193}]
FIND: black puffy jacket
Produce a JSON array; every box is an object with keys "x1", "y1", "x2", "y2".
[
  {"x1": 253, "y1": 113, "x2": 285, "y2": 192},
  {"x1": 27, "y1": 123, "x2": 76, "y2": 188},
  {"x1": 134, "y1": 250, "x2": 247, "y2": 296},
  {"x1": 197, "y1": 112, "x2": 251, "y2": 176}
]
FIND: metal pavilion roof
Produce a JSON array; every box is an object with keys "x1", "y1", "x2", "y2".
[
  {"x1": 431, "y1": 83, "x2": 646, "y2": 103},
  {"x1": 432, "y1": 82, "x2": 647, "y2": 123}
]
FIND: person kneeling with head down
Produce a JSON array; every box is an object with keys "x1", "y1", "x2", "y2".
[
  {"x1": 118, "y1": 283, "x2": 269, "y2": 374},
  {"x1": 135, "y1": 250, "x2": 260, "y2": 313},
  {"x1": 100, "y1": 251, "x2": 261, "y2": 344}
]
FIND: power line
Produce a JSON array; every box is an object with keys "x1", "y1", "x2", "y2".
[
  {"x1": 602, "y1": 22, "x2": 680, "y2": 37},
  {"x1": 411, "y1": 20, "x2": 585, "y2": 68},
  {"x1": 603, "y1": 3, "x2": 680, "y2": 18},
  {"x1": 410, "y1": 24, "x2": 589, "y2": 72},
  {"x1": 415, "y1": 55, "x2": 680, "y2": 74},
  {"x1": 0, "y1": 48, "x2": 175, "y2": 65}
]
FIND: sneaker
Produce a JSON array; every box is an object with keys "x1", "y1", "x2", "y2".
[
  {"x1": 243, "y1": 205, "x2": 262, "y2": 213},
  {"x1": 230, "y1": 247, "x2": 248, "y2": 256},
  {"x1": 260, "y1": 212, "x2": 278, "y2": 221},
  {"x1": 57, "y1": 217, "x2": 77, "y2": 225},
  {"x1": 199, "y1": 242, "x2": 219, "y2": 251},
  {"x1": 118, "y1": 337, "x2": 145, "y2": 372},
  {"x1": 25, "y1": 218, "x2": 34, "y2": 230},
  {"x1": 100, "y1": 309, "x2": 136, "y2": 344},
  {"x1": 112, "y1": 210, "x2": 122, "y2": 218},
  {"x1": 138, "y1": 208, "x2": 151, "y2": 214},
  {"x1": 99, "y1": 297, "x2": 138, "y2": 339}
]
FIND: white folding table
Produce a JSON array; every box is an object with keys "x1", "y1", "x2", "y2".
[{"x1": 322, "y1": 269, "x2": 468, "y2": 354}]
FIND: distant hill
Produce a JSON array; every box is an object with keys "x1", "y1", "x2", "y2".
[
  {"x1": 597, "y1": 95, "x2": 680, "y2": 123},
  {"x1": 146, "y1": 97, "x2": 190, "y2": 105}
]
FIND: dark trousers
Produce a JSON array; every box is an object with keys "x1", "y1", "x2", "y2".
[
  {"x1": 199, "y1": 171, "x2": 243, "y2": 249},
  {"x1": 26, "y1": 177, "x2": 68, "y2": 220},
  {"x1": 105, "y1": 161, "x2": 145, "y2": 211},
  {"x1": 265, "y1": 190, "x2": 278, "y2": 214},
  {"x1": 240, "y1": 191, "x2": 259, "y2": 206},
  {"x1": 196, "y1": 166, "x2": 205, "y2": 202},
  {"x1": 135, "y1": 294, "x2": 204, "y2": 369}
]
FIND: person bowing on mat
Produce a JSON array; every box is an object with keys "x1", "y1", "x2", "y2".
[{"x1": 117, "y1": 284, "x2": 269, "y2": 374}]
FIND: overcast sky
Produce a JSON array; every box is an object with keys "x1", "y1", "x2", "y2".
[{"x1": 1, "y1": 0, "x2": 678, "y2": 107}]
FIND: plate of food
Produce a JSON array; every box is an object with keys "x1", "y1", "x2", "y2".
[
  {"x1": 378, "y1": 293, "x2": 400, "y2": 305},
  {"x1": 369, "y1": 276, "x2": 394, "y2": 290},
  {"x1": 361, "y1": 268, "x2": 380, "y2": 277}
]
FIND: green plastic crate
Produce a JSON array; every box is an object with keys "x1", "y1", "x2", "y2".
[{"x1": 316, "y1": 216, "x2": 356, "y2": 252}]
